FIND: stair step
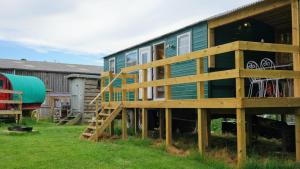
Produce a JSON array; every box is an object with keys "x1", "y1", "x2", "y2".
[
  {"x1": 99, "y1": 113, "x2": 110, "y2": 117},
  {"x1": 87, "y1": 126, "x2": 96, "y2": 130},
  {"x1": 82, "y1": 133, "x2": 93, "y2": 137},
  {"x1": 88, "y1": 119, "x2": 104, "y2": 123}
]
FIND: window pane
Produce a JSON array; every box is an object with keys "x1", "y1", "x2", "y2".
[
  {"x1": 0, "y1": 80, "x2": 3, "y2": 89},
  {"x1": 178, "y1": 34, "x2": 190, "y2": 55},
  {"x1": 109, "y1": 60, "x2": 115, "y2": 73},
  {"x1": 126, "y1": 52, "x2": 137, "y2": 67},
  {"x1": 142, "y1": 53, "x2": 148, "y2": 64}
]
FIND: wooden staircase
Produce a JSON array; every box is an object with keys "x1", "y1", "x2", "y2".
[{"x1": 80, "y1": 103, "x2": 122, "y2": 141}]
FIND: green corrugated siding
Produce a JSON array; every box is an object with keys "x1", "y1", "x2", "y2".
[
  {"x1": 166, "y1": 23, "x2": 208, "y2": 100},
  {"x1": 104, "y1": 22, "x2": 208, "y2": 100}
]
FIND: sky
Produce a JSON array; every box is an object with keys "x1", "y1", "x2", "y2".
[{"x1": 0, "y1": 0, "x2": 257, "y2": 66}]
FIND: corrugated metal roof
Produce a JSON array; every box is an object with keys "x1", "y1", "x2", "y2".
[
  {"x1": 0, "y1": 59, "x2": 102, "y2": 74},
  {"x1": 104, "y1": 0, "x2": 264, "y2": 58}
]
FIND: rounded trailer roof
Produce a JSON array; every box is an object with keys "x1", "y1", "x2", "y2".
[{"x1": 1, "y1": 73, "x2": 46, "y2": 104}]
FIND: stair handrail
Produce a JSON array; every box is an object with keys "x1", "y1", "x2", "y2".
[{"x1": 89, "y1": 71, "x2": 123, "y2": 105}]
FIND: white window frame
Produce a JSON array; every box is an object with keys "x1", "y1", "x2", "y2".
[
  {"x1": 108, "y1": 57, "x2": 116, "y2": 73},
  {"x1": 125, "y1": 50, "x2": 138, "y2": 67},
  {"x1": 176, "y1": 32, "x2": 192, "y2": 55}
]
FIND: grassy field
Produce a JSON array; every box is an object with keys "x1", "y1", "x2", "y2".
[{"x1": 0, "y1": 119, "x2": 299, "y2": 169}]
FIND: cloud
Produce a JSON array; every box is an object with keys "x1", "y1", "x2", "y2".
[{"x1": 0, "y1": 0, "x2": 258, "y2": 56}]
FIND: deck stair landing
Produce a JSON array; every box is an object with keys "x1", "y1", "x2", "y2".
[{"x1": 80, "y1": 103, "x2": 122, "y2": 141}]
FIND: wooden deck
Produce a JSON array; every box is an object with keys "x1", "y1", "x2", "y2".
[{"x1": 84, "y1": 0, "x2": 300, "y2": 167}]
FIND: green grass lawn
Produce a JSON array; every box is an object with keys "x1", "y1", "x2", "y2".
[
  {"x1": 0, "y1": 120, "x2": 229, "y2": 169},
  {"x1": 0, "y1": 120, "x2": 299, "y2": 169}
]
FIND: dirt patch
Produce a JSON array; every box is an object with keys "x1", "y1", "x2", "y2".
[{"x1": 166, "y1": 145, "x2": 190, "y2": 157}]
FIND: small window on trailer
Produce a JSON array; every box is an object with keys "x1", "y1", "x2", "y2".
[
  {"x1": 125, "y1": 50, "x2": 138, "y2": 67},
  {"x1": 0, "y1": 80, "x2": 3, "y2": 89},
  {"x1": 108, "y1": 57, "x2": 116, "y2": 73},
  {"x1": 177, "y1": 32, "x2": 191, "y2": 55}
]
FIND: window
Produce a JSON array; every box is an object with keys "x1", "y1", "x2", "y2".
[
  {"x1": 177, "y1": 32, "x2": 191, "y2": 55},
  {"x1": 0, "y1": 80, "x2": 3, "y2": 89},
  {"x1": 125, "y1": 50, "x2": 138, "y2": 67},
  {"x1": 108, "y1": 58, "x2": 116, "y2": 73}
]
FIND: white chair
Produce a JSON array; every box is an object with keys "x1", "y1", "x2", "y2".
[
  {"x1": 260, "y1": 58, "x2": 278, "y2": 97},
  {"x1": 246, "y1": 61, "x2": 264, "y2": 97}
]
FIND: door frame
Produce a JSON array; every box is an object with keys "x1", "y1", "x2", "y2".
[
  {"x1": 138, "y1": 46, "x2": 153, "y2": 99},
  {"x1": 152, "y1": 41, "x2": 166, "y2": 100}
]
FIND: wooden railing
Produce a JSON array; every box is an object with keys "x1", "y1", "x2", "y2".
[
  {"x1": 100, "y1": 41, "x2": 300, "y2": 109},
  {"x1": 0, "y1": 89, "x2": 23, "y2": 123}
]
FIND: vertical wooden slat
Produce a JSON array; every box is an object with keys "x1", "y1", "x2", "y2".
[
  {"x1": 134, "y1": 74, "x2": 139, "y2": 101},
  {"x1": 164, "y1": 65, "x2": 171, "y2": 100},
  {"x1": 208, "y1": 28, "x2": 215, "y2": 68},
  {"x1": 165, "y1": 108, "x2": 172, "y2": 147},
  {"x1": 108, "y1": 71, "x2": 113, "y2": 102},
  {"x1": 142, "y1": 69, "x2": 148, "y2": 139},
  {"x1": 292, "y1": 0, "x2": 300, "y2": 162},
  {"x1": 235, "y1": 50, "x2": 246, "y2": 167}
]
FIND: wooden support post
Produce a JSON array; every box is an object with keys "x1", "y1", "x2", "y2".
[
  {"x1": 164, "y1": 64, "x2": 172, "y2": 145},
  {"x1": 206, "y1": 114, "x2": 211, "y2": 148},
  {"x1": 134, "y1": 74, "x2": 139, "y2": 101},
  {"x1": 237, "y1": 108, "x2": 246, "y2": 168},
  {"x1": 165, "y1": 108, "x2": 172, "y2": 147},
  {"x1": 142, "y1": 108, "x2": 148, "y2": 139},
  {"x1": 142, "y1": 69, "x2": 148, "y2": 139},
  {"x1": 208, "y1": 28, "x2": 215, "y2": 68},
  {"x1": 235, "y1": 50, "x2": 246, "y2": 167},
  {"x1": 196, "y1": 57, "x2": 208, "y2": 152},
  {"x1": 122, "y1": 108, "x2": 128, "y2": 139},
  {"x1": 198, "y1": 108, "x2": 207, "y2": 154},
  {"x1": 121, "y1": 74, "x2": 127, "y2": 139},
  {"x1": 292, "y1": 0, "x2": 300, "y2": 162},
  {"x1": 109, "y1": 120, "x2": 114, "y2": 136}
]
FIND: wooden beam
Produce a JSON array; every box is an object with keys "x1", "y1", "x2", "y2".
[
  {"x1": 122, "y1": 41, "x2": 240, "y2": 73},
  {"x1": 235, "y1": 50, "x2": 245, "y2": 98},
  {"x1": 237, "y1": 108, "x2": 246, "y2": 168},
  {"x1": 242, "y1": 97, "x2": 300, "y2": 108},
  {"x1": 0, "y1": 110, "x2": 22, "y2": 115},
  {"x1": 124, "y1": 69, "x2": 239, "y2": 90},
  {"x1": 142, "y1": 69, "x2": 148, "y2": 101},
  {"x1": 142, "y1": 108, "x2": 148, "y2": 139},
  {"x1": 0, "y1": 89, "x2": 22, "y2": 94},
  {"x1": 238, "y1": 41, "x2": 299, "y2": 53},
  {"x1": 165, "y1": 108, "x2": 172, "y2": 147},
  {"x1": 0, "y1": 100, "x2": 22, "y2": 104},
  {"x1": 122, "y1": 108, "x2": 127, "y2": 139},
  {"x1": 198, "y1": 108, "x2": 207, "y2": 154},
  {"x1": 208, "y1": 0, "x2": 291, "y2": 28}
]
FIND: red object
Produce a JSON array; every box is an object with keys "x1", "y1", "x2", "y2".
[{"x1": 0, "y1": 75, "x2": 13, "y2": 110}]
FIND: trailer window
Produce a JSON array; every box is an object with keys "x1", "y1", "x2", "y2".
[
  {"x1": 108, "y1": 58, "x2": 116, "y2": 73},
  {"x1": 0, "y1": 80, "x2": 3, "y2": 89},
  {"x1": 125, "y1": 50, "x2": 138, "y2": 67},
  {"x1": 177, "y1": 32, "x2": 191, "y2": 55}
]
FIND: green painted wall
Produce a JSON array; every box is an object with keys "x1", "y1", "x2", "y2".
[{"x1": 104, "y1": 22, "x2": 208, "y2": 100}]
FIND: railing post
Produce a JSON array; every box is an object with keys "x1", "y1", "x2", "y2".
[
  {"x1": 134, "y1": 74, "x2": 139, "y2": 101},
  {"x1": 164, "y1": 64, "x2": 172, "y2": 146},
  {"x1": 108, "y1": 71, "x2": 114, "y2": 103},
  {"x1": 235, "y1": 50, "x2": 246, "y2": 168},
  {"x1": 121, "y1": 73, "x2": 128, "y2": 139},
  {"x1": 292, "y1": 0, "x2": 300, "y2": 162},
  {"x1": 142, "y1": 69, "x2": 148, "y2": 139},
  {"x1": 196, "y1": 58, "x2": 208, "y2": 154}
]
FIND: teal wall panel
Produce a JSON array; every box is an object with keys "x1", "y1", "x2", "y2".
[{"x1": 104, "y1": 21, "x2": 209, "y2": 100}]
